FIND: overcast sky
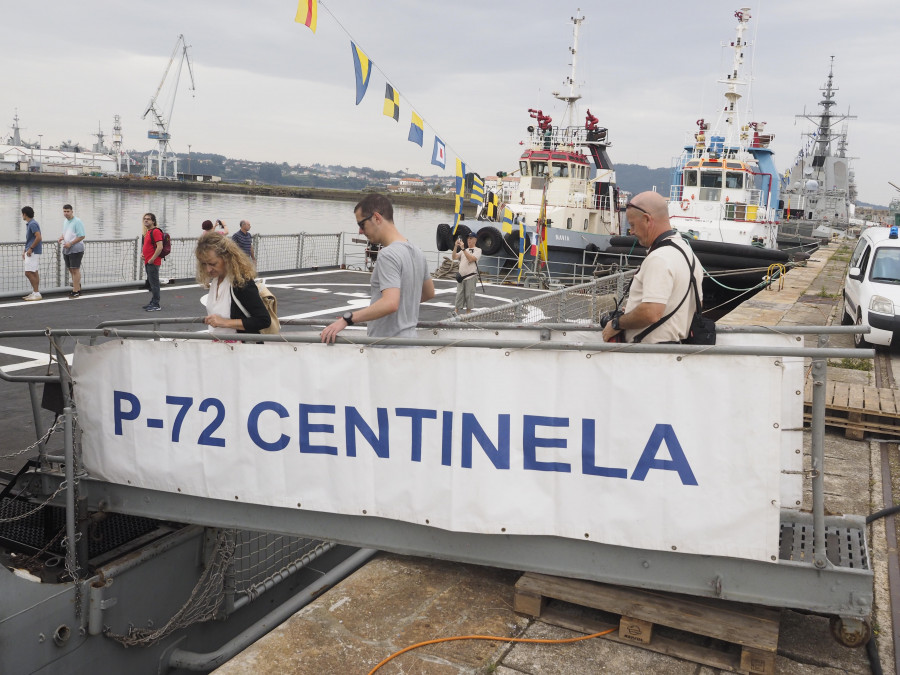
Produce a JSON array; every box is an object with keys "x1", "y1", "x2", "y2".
[{"x1": 3, "y1": 0, "x2": 898, "y2": 205}]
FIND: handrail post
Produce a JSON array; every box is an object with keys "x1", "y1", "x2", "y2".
[
  {"x1": 27, "y1": 381, "x2": 48, "y2": 458},
  {"x1": 811, "y1": 334, "x2": 828, "y2": 568}
]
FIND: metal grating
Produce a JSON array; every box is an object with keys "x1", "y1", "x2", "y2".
[
  {"x1": 0, "y1": 497, "x2": 158, "y2": 559},
  {"x1": 778, "y1": 521, "x2": 870, "y2": 569}
]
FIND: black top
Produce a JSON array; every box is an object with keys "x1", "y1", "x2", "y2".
[{"x1": 229, "y1": 281, "x2": 271, "y2": 334}]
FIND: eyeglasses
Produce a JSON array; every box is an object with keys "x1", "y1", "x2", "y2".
[
  {"x1": 357, "y1": 215, "x2": 373, "y2": 229},
  {"x1": 625, "y1": 201, "x2": 649, "y2": 215}
]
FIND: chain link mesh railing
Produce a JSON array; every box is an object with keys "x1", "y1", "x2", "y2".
[
  {"x1": 0, "y1": 232, "x2": 344, "y2": 296},
  {"x1": 451, "y1": 271, "x2": 634, "y2": 325}
]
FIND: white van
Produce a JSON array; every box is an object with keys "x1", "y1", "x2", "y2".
[{"x1": 842, "y1": 226, "x2": 900, "y2": 347}]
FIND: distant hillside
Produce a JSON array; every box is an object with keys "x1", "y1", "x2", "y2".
[{"x1": 614, "y1": 163, "x2": 672, "y2": 197}]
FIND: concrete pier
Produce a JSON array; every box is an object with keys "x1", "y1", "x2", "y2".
[{"x1": 216, "y1": 242, "x2": 891, "y2": 674}]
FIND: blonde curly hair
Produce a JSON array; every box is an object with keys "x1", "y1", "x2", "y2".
[{"x1": 194, "y1": 232, "x2": 257, "y2": 288}]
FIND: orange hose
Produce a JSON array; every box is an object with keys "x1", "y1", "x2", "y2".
[{"x1": 367, "y1": 627, "x2": 616, "y2": 674}]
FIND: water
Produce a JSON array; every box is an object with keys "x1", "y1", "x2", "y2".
[{"x1": 0, "y1": 183, "x2": 448, "y2": 254}]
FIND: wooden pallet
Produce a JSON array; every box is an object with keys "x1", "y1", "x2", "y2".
[
  {"x1": 514, "y1": 573, "x2": 779, "y2": 674},
  {"x1": 803, "y1": 379, "x2": 900, "y2": 440}
]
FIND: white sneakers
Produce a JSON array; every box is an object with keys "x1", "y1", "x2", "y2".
[{"x1": 22, "y1": 292, "x2": 42, "y2": 301}]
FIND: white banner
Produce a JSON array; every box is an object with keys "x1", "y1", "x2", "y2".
[{"x1": 73, "y1": 337, "x2": 799, "y2": 562}]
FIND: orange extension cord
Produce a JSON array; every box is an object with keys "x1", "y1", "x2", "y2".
[{"x1": 367, "y1": 627, "x2": 617, "y2": 674}]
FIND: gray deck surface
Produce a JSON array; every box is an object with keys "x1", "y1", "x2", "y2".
[{"x1": 0, "y1": 269, "x2": 543, "y2": 472}]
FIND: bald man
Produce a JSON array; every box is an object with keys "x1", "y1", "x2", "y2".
[{"x1": 602, "y1": 191, "x2": 703, "y2": 344}]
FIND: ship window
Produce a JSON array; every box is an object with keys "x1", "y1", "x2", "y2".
[
  {"x1": 700, "y1": 171, "x2": 722, "y2": 188},
  {"x1": 552, "y1": 162, "x2": 569, "y2": 177},
  {"x1": 725, "y1": 172, "x2": 743, "y2": 189},
  {"x1": 519, "y1": 161, "x2": 529, "y2": 176},
  {"x1": 683, "y1": 170, "x2": 698, "y2": 187},
  {"x1": 584, "y1": 219, "x2": 588, "y2": 231},
  {"x1": 567, "y1": 217, "x2": 573, "y2": 230},
  {"x1": 532, "y1": 162, "x2": 548, "y2": 176},
  {"x1": 726, "y1": 162, "x2": 743, "y2": 169}
]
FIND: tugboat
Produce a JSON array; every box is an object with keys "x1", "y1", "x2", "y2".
[
  {"x1": 665, "y1": 8, "x2": 811, "y2": 299},
  {"x1": 435, "y1": 12, "x2": 625, "y2": 284},
  {"x1": 779, "y1": 57, "x2": 857, "y2": 243}
]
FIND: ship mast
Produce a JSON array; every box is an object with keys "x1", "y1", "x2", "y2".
[
  {"x1": 796, "y1": 57, "x2": 856, "y2": 182},
  {"x1": 552, "y1": 10, "x2": 584, "y2": 129},
  {"x1": 717, "y1": 8, "x2": 752, "y2": 152}
]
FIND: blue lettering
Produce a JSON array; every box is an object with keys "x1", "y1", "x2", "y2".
[
  {"x1": 461, "y1": 413, "x2": 510, "y2": 470},
  {"x1": 581, "y1": 419, "x2": 627, "y2": 478},
  {"x1": 248, "y1": 401, "x2": 290, "y2": 452},
  {"x1": 441, "y1": 411, "x2": 453, "y2": 466},
  {"x1": 345, "y1": 407, "x2": 389, "y2": 458},
  {"x1": 299, "y1": 404, "x2": 337, "y2": 455},
  {"x1": 523, "y1": 415, "x2": 571, "y2": 473},
  {"x1": 396, "y1": 408, "x2": 437, "y2": 462},
  {"x1": 631, "y1": 424, "x2": 698, "y2": 485},
  {"x1": 114, "y1": 390, "x2": 140, "y2": 436}
]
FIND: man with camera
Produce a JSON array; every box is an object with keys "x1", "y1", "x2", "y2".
[
  {"x1": 601, "y1": 191, "x2": 703, "y2": 344},
  {"x1": 452, "y1": 232, "x2": 481, "y2": 315}
]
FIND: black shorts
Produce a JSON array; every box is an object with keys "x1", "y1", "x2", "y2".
[{"x1": 64, "y1": 251, "x2": 84, "y2": 269}]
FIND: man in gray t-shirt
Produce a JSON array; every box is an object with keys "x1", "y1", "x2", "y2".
[{"x1": 321, "y1": 194, "x2": 435, "y2": 343}]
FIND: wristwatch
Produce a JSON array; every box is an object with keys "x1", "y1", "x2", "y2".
[
  {"x1": 342, "y1": 311, "x2": 354, "y2": 326},
  {"x1": 612, "y1": 315, "x2": 622, "y2": 331}
]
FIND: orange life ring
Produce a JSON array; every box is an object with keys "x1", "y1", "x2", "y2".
[{"x1": 680, "y1": 200, "x2": 690, "y2": 211}]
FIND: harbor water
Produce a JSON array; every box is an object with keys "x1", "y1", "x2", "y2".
[{"x1": 0, "y1": 183, "x2": 448, "y2": 254}]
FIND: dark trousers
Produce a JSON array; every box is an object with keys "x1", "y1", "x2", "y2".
[{"x1": 145, "y1": 263, "x2": 160, "y2": 306}]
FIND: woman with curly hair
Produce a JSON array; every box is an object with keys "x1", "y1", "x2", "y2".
[{"x1": 195, "y1": 232, "x2": 271, "y2": 335}]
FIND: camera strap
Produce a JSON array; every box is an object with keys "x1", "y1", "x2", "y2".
[{"x1": 632, "y1": 238, "x2": 701, "y2": 344}]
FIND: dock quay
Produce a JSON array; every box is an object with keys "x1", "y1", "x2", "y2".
[{"x1": 213, "y1": 242, "x2": 894, "y2": 675}]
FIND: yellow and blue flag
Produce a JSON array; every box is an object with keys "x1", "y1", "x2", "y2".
[
  {"x1": 351, "y1": 43, "x2": 373, "y2": 105},
  {"x1": 295, "y1": 0, "x2": 317, "y2": 32},
  {"x1": 469, "y1": 173, "x2": 485, "y2": 206},
  {"x1": 455, "y1": 159, "x2": 466, "y2": 195},
  {"x1": 383, "y1": 84, "x2": 399, "y2": 121},
  {"x1": 431, "y1": 137, "x2": 446, "y2": 169},
  {"x1": 452, "y1": 194, "x2": 463, "y2": 235},
  {"x1": 408, "y1": 111, "x2": 424, "y2": 146},
  {"x1": 501, "y1": 205, "x2": 514, "y2": 234}
]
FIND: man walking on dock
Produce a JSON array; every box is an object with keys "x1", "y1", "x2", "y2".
[
  {"x1": 601, "y1": 191, "x2": 703, "y2": 344},
  {"x1": 21, "y1": 206, "x2": 42, "y2": 301},
  {"x1": 452, "y1": 232, "x2": 481, "y2": 315},
  {"x1": 232, "y1": 220, "x2": 255, "y2": 262},
  {"x1": 142, "y1": 213, "x2": 163, "y2": 311},
  {"x1": 320, "y1": 193, "x2": 434, "y2": 343},
  {"x1": 59, "y1": 204, "x2": 86, "y2": 298}
]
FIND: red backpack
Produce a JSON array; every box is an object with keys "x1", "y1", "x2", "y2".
[{"x1": 150, "y1": 228, "x2": 171, "y2": 260}]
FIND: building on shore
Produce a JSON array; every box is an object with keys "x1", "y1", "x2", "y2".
[{"x1": 0, "y1": 144, "x2": 117, "y2": 175}]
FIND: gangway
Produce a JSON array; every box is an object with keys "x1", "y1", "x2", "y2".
[{"x1": 0, "y1": 306, "x2": 878, "y2": 672}]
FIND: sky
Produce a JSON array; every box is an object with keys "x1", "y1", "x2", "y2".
[{"x1": 2, "y1": 0, "x2": 898, "y2": 206}]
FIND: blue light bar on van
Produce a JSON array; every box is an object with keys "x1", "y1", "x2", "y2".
[{"x1": 891, "y1": 226, "x2": 899, "y2": 239}]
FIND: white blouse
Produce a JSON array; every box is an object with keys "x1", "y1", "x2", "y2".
[{"x1": 207, "y1": 276, "x2": 237, "y2": 334}]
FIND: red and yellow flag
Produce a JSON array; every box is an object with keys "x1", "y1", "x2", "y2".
[{"x1": 295, "y1": 0, "x2": 318, "y2": 32}]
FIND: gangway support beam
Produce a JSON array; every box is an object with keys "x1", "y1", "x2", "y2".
[{"x1": 67, "y1": 478, "x2": 873, "y2": 620}]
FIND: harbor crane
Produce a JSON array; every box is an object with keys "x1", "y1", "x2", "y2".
[{"x1": 142, "y1": 34, "x2": 195, "y2": 178}]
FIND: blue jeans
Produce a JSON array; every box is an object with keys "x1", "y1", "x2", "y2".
[{"x1": 145, "y1": 263, "x2": 160, "y2": 306}]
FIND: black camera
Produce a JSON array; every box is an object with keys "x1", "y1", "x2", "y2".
[{"x1": 598, "y1": 309, "x2": 623, "y2": 329}]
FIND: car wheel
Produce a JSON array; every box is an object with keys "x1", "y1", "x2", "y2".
[
  {"x1": 840, "y1": 296, "x2": 853, "y2": 325},
  {"x1": 854, "y1": 311, "x2": 870, "y2": 348}
]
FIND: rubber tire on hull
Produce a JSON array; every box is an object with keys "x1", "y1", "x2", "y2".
[
  {"x1": 610, "y1": 235, "x2": 792, "y2": 263},
  {"x1": 436, "y1": 223, "x2": 453, "y2": 252},
  {"x1": 477, "y1": 226, "x2": 504, "y2": 255},
  {"x1": 503, "y1": 231, "x2": 531, "y2": 255},
  {"x1": 454, "y1": 224, "x2": 472, "y2": 241}
]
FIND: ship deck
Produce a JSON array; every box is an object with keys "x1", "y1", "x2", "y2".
[{"x1": 0, "y1": 268, "x2": 545, "y2": 472}]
